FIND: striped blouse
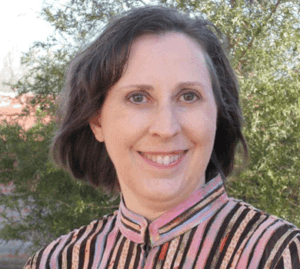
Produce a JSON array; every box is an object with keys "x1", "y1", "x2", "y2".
[{"x1": 24, "y1": 175, "x2": 300, "y2": 268}]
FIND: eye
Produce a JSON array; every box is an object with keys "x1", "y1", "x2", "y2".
[
  {"x1": 127, "y1": 90, "x2": 200, "y2": 105},
  {"x1": 128, "y1": 93, "x2": 149, "y2": 104},
  {"x1": 179, "y1": 91, "x2": 200, "y2": 103}
]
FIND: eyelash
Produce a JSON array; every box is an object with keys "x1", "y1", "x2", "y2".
[{"x1": 127, "y1": 90, "x2": 200, "y2": 104}]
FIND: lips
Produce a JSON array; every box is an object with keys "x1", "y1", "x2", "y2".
[
  {"x1": 138, "y1": 150, "x2": 188, "y2": 155},
  {"x1": 138, "y1": 150, "x2": 188, "y2": 168}
]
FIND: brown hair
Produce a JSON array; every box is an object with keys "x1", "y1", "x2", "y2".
[{"x1": 51, "y1": 5, "x2": 248, "y2": 195}]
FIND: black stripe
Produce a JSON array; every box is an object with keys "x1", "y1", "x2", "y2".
[
  {"x1": 199, "y1": 182, "x2": 223, "y2": 203},
  {"x1": 121, "y1": 220, "x2": 141, "y2": 234},
  {"x1": 274, "y1": 257, "x2": 284, "y2": 269},
  {"x1": 162, "y1": 190, "x2": 225, "y2": 236},
  {"x1": 258, "y1": 223, "x2": 293, "y2": 268},
  {"x1": 179, "y1": 226, "x2": 198, "y2": 268},
  {"x1": 120, "y1": 210, "x2": 141, "y2": 233},
  {"x1": 234, "y1": 213, "x2": 271, "y2": 267},
  {"x1": 160, "y1": 185, "x2": 224, "y2": 233},
  {"x1": 106, "y1": 230, "x2": 122, "y2": 267},
  {"x1": 35, "y1": 245, "x2": 47, "y2": 268},
  {"x1": 78, "y1": 221, "x2": 99, "y2": 268},
  {"x1": 124, "y1": 241, "x2": 135, "y2": 268},
  {"x1": 269, "y1": 229, "x2": 300, "y2": 269},
  {"x1": 215, "y1": 207, "x2": 251, "y2": 268},
  {"x1": 45, "y1": 240, "x2": 60, "y2": 269},
  {"x1": 66, "y1": 226, "x2": 87, "y2": 267},
  {"x1": 227, "y1": 211, "x2": 263, "y2": 268},
  {"x1": 169, "y1": 231, "x2": 185, "y2": 268},
  {"x1": 112, "y1": 236, "x2": 127, "y2": 269},
  {"x1": 290, "y1": 240, "x2": 300, "y2": 269},
  {"x1": 28, "y1": 257, "x2": 33, "y2": 267},
  {"x1": 133, "y1": 244, "x2": 141, "y2": 268},
  {"x1": 87, "y1": 217, "x2": 110, "y2": 269},
  {"x1": 192, "y1": 201, "x2": 229, "y2": 268},
  {"x1": 24, "y1": 258, "x2": 31, "y2": 267},
  {"x1": 204, "y1": 203, "x2": 241, "y2": 269},
  {"x1": 57, "y1": 233, "x2": 73, "y2": 269},
  {"x1": 247, "y1": 218, "x2": 279, "y2": 268}
]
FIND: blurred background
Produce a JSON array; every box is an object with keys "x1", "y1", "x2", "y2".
[{"x1": 0, "y1": 0, "x2": 299, "y2": 268}]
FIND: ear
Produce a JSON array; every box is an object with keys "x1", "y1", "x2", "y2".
[{"x1": 89, "y1": 112, "x2": 105, "y2": 142}]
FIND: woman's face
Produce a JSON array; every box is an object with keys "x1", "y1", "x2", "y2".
[{"x1": 90, "y1": 32, "x2": 217, "y2": 211}]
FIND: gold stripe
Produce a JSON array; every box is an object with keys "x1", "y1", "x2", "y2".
[
  {"x1": 128, "y1": 243, "x2": 138, "y2": 268},
  {"x1": 170, "y1": 229, "x2": 192, "y2": 268},
  {"x1": 83, "y1": 220, "x2": 105, "y2": 269},
  {"x1": 230, "y1": 213, "x2": 268, "y2": 268},
  {"x1": 107, "y1": 234, "x2": 124, "y2": 269},
  {"x1": 72, "y1": 222, "x2": 97, "y2": 269},
  {"x1": 118, "y1": 238, "x2": 130, "y2": 268},
  {"x1": 211, "y1": 205, "x2": 246, "y2": 267},
  {"x1": 163, "y1": 236, "x2": 181, "y2": 269},
  {"x1": 220, "y1": 210, "x2": 257, "y2": 268},
  {"x1": 62, "y1": 232, "x2": 78, "y2": 269},
  {"x1": 282, "y1": 246, "x2": 292, "y2": 269}
]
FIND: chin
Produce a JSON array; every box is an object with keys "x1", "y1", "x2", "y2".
[{"x1": 142, "y1": 181, "x2": 183, "y2": 201}]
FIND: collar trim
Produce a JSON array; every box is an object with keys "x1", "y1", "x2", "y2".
[{"x1": 116, "y1": 175, "x2": 228, "y2": 246}]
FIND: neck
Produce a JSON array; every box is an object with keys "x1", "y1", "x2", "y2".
[
  {"x1": 121, "y1": 183, "x2": 204, "y2": 222},
  {"x1": 122, "y1": 196, "x2": 171, "y2": 222}
]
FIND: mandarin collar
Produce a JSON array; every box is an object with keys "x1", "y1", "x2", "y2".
[{"x1": 116, "y1": 175, "x2": 228, "y2": 247}]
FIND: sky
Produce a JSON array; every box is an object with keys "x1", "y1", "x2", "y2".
[{"x1": 0, "y1": 0, "x2": 55, "y2": 89}]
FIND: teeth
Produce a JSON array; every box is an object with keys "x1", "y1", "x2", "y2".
[
  {"x1": 141, "y1": 152, "x2": 185, "y2": 166},
  {"x1": 157, "y1": 156, "x2": 163, "y2": 165},
  {"x1": 163, "y1": 156, "x2": 170, "y2": 165}
]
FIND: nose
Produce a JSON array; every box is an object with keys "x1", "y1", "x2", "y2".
[{"x1": 148, "y1": 104, "x2": 181, "y2": 139}]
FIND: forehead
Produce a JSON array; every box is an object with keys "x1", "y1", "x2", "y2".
[
  {"x1": 129, "y1": 32, "x2": 206, "y2": 63},
  {"x1": 120, "y1": 32, "x2": 211, "y2": 84}
]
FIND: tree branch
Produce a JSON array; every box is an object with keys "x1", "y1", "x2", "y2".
[{"x1": 239, "y1": 0, "x2": 281, "y2": 60}]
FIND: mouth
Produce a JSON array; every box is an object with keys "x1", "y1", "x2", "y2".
[
  {"x1": 137, "y1": 150, "x2": 188, "y2": 168},
  {"x1": 138, "y1": 150, "x2": 188, "y2": 155}
]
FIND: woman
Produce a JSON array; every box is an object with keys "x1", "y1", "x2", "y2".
[{"x1": 24, "y1": 5, "x2": 300, "y2": 269}]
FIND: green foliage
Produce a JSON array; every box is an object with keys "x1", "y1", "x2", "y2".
[
  {"x1": 0, "y1": 121, "x2": 119, "y2": 253},
  {"x1": 1, "y1": 0, "x2": 299, "y2": 254}
]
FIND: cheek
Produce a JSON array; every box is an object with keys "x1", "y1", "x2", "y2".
[
  {"x1": 183, "y1": 109, "x2": 217, "y2": 142},
  {"x1": 102, "y1": 110, "x2": 148, "y2": 152},
  {"x1": 113, "y1": 109, "x2": 151, "y2": 139},
  {"x1": 102, "y1": 104, "x2": 143, "y2": 135}
]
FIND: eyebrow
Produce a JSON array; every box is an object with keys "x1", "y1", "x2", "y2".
[{"x1": 121, "y1": 81, "x2": 207, "y2": 91}]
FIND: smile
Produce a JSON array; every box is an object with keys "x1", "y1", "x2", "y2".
[{"x1": 138, "y1": 150, "x2": 188, "y2": 168}]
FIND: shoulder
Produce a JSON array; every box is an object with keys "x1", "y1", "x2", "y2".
[
  {"x1": 228, "y1": 197, "x2": 300, "y2": 268},
  {"x1": 23, "y1": 212, "x2": 117, "y2": 269}
]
